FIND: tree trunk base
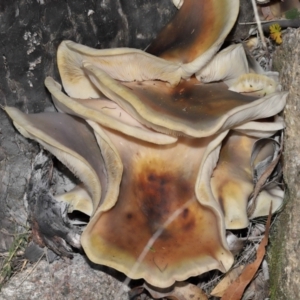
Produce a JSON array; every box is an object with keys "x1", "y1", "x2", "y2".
[{"x1": 270, "y1": 27, "x2": 300, "y2": 300}]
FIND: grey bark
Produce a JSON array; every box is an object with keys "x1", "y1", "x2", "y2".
[{"x1": 269, "y1": 27, "x2": 300, "y2": 300}]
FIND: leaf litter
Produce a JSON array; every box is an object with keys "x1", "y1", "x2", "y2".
[{"x1": 221, "y1": 206, "x2": 272, "y2": 300}]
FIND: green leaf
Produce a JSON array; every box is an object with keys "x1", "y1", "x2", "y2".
[{"x1": 285, "y1": 8, "x2": 300, "y2": 20}]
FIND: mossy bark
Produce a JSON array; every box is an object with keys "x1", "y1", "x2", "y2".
[{"x1": 270, "y1": 28, "x2": 300, "y2": 300}]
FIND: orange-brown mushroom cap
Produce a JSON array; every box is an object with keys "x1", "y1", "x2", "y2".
[
  {"x1": 147, "y1": 0, "x2": 240, "y2": 74},
  {"x1": 81, "y1": 127, "x2": 233, "y2": 288},
  {"x1": 83, "y1": 63, "x2": 287, "y2": 138}
]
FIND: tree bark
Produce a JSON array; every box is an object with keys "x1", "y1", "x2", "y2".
[{"x1": 269, "y1": 27, "x2": 300, "y2": 300}]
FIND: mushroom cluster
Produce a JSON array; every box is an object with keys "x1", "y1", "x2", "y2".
[{"x1": 5, "y1": 0, "x2": 286, "y2": 290}]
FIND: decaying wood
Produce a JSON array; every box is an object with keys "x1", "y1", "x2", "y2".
[{"x1": 25, "y1": 151, "x2": 80, "y2": 259}]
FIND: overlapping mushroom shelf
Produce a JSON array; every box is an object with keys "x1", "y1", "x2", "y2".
[{"x1": 5, "y1": 0, "x2": 287, "y2": 290}]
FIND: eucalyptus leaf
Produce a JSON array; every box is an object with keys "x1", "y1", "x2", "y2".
[{"x1": 248, "y1": 132, "x2": 283, "y2": 217}]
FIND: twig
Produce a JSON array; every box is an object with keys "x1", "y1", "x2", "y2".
[
  {"x1": 239, "y1": 20, "x2": 278, "y2": 25},
  {"x1": 240, "y1": 18, "x2": 300, "y2": 33},
  {"x1": 251, "y1": 0, "x2": 268, "y2": 51}
]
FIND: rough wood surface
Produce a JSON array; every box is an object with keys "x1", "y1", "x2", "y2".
[{"x1": 270, "y1": 27, "x2": 300, "y2": 300}]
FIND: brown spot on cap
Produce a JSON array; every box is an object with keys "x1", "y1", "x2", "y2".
[
  {"x1": 122, "y1": 78, "x2": 258, "y2": 137},
  {"x1": 81, "y1": 133, "x2": 233, "y2": 288}
]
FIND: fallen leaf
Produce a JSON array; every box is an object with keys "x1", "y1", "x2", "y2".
[
  {"x1": 221, "y1": 205, "x2": 272, "y2": 300},
  {"x1": 210, "y1": 266, "x2": 245, "y2": 297},
  {"x1": 247, "y1": 136, "x2": 282, "y2": 217},
  {"x1": 251, "y1": 137, "x2": 282, "y2": 185}
]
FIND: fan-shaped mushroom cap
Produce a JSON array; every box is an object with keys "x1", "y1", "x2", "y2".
[
  {"x1": 4, "y1": 0, "x2": 287, "y2": 290},
  {"x1": 45, "y1": 77, "x2": 177, "y2": 145},
  {"x1": 57, "y1": 0, "x2": 239, "y2": 94},
  {"x1": 146, "y1": 0, "x2": 240, "y2": 75},
  {"x1": 196, "y1": 44, "x2": 249, "y2": 85},
  {"x1": 249, "y1": 187, "x2": 284, "y2": 219},
  {"x1": 86, "y1": 121, "x2": 123, "y2": 214},
  {"x1": 81, "y1": 126, "x2": 233, "y2": 288},
  {"x1": 233, "y1": 116, "x2": 285, "y2": 138},
  {"x1": 211, "y1": 125, "x2": 284, "y2": 229},
  {"x1": 83, "y1": 62, "x2": 287, "y2": 138},
  {"x1": 57, "y1": 40, "x2": 183, "y2": 97},
  {"x1": 172, "y1": 0, "x2": 184, "y2": 9},
  {"x1": 55, "y1": 185, "x2": 93, "y2": 216},
  {"x1": 193, "y1": 43, "x2": 281, "y2": 90},
  {"x1": 4, "y1": 107, "x2": 106, "y2": 214},
  {"x1": 195, "y1": 44, "x2": 280, "y2": 88},
  {"x1": 229, "y1": 73, "x2": 279, "y2": 97}
]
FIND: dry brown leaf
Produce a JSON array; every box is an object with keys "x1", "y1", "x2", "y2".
[
  {"x1": 248, "y1": 137, "x2": 282, "y2": 217},
  {"x1": 221, "y1": 206, "x2": 272, "y2": 300},
  {"x1": 210, "y1": 266, "x2": 245, "y2": 297},
  {"x1": 144, "y1": 282, "x2": 208, "y2": 300},
  {"x1": 261, "y1": 6, "x2": 277, "y2": 20}
]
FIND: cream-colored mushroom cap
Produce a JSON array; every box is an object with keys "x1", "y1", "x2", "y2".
[
  {"x1": 45, "y1": 77, "x2": 178, "y2": 145},
  {"x1": 4, "y1": 107, "x2": 105, "y2": 214}
]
